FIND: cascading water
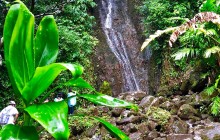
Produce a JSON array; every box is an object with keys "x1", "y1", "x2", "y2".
[
  {"x1": 99, "y1": 0, "x2": 140, "y2": 92},
  {"x1": 95, "y1": 0, "x2": 151, "y2": 96}
]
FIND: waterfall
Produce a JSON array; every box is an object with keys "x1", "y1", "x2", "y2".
[{"x1": 99, "y1": 0, "x2": 140, "y2": 92}]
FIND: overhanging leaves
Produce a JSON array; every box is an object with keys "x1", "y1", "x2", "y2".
[
  {"x1": 22, "y1": 63, "x2": 83, "y2": 103},
  {"x1": 169, "y1": 12, "x2": 220, "y2": 47},
  {"x1": 25, "y1": 101, "x2": 69, "y2": 140},
  {"x1": 78, "y1": 93, "x2": 138, "y2": 111},
  {"x1": 141, "y1": 27, "x2": 177, "y2": 51},
  {"x1": 204, "y1": 46, "x2": 220, "y2": 58},
  {"x1": 65, "y1": 77, "x2": 94, "y2": 90},
  {"x1": 0, "y1": 125, "x2": 39, "y2": 140}
]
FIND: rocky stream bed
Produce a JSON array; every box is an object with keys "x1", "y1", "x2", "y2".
[{"x1": 40, "y1": 91, "x2": 220, "y2": 140}]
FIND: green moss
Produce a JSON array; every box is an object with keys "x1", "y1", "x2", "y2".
[
  {"x1": 213, "y1": 134, "x2": 220, "y2": 140},
  {"x1": 69, "y1": 116, "x2": 97, "y2": 131},
  {"x1": 69, "y1": 106, "x2": 111, "y2": 134},
  {"x1": 99, "y1": 81, "x2": 113, "y2": 96},
  {"x1": 146, "y1": 107, "x2": 171, "y2": 126}
]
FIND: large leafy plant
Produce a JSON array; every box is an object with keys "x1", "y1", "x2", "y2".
[
  {"x1": 0, "y1": 1, "x2": 137, "y2": 139},
  {"x1": 141, "y1": 0, "x2": 220, "y2": 115}
]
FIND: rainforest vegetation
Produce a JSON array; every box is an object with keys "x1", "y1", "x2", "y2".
[{"x1": 0, "y1": 0, "x2": 219, "y2": 139}]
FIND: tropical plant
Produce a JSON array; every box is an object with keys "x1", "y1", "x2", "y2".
[
  {"x1": 0, "y1": 0, "x2": 98, "y2": 103},
  {"x1": 141, "y1": 12, "x2": 220, "y2": 48},
  {"x1": 138, "y1": 0, "x2": 206, "y2": 68},
  {"x1": 204, "y1": 75, "x2": 220, "y2": 115},
  {"x1": 0, "y1": 1, "x2": 137, "y2": 139},
  {"x1": 141, "y1": 0, "x2": 220, "y2": 115}
]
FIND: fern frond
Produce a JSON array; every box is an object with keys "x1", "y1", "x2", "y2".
[
  {"x1": 211, "y1": 96, "x2": 220, "y2": 115},
  {"x1": 206, "y1": 29, "x2": 219, "y2": 36},
  {"x1": 204, "y1": 85, "x2": 216, "y2": 96},
  {"x1": 167, "y1": 17, "x2": 189, "y2": 22},
  {"x1": 141, "y1": 27, "x2": 178, "y2": 51},
  {"x1": 214, "y1": 74, "x2": 220, "y2": 88},
  {"x1": 171, "y1": 48, "x2": 195, "y2": 60},
  {"x1": 204, "y1": 46, "x2": 220, "y2": 58},
  {"x1": 169, "y1": 12, "x2": 220, "y2": 47},
  {"x1": 200, "y1": 0, "x2": 217, "y2": 12}
]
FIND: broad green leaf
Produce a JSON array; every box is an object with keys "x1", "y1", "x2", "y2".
[
  {"x1": 25, "y1": 101, "x2": 69, "y2": 140},
  {"x1": 34, "y1": 15, "x2": 58, "y2": 67},
  {"x1": 65, "y1": 77, "x2": 94, "y2": 90},
  {"x1": 3, "y1": 1, "x2": 35, "y2": 96},
  {"x1": 0, "y1": 124, "x2": 39, "y2": 140},
  {"x1": 4, "y1": 2, "x2": 34, "y2": 92},
  {"x1": 78, "y1": 93, "x2": 138, "y2": 111},
  {"x1": 3, "y1": 2, "x2": 20, "y2": 95},
  {"x1": 9, "y1": 1, "x2": 34, "y2": 92},
  {"x1": 92, "y1": 117, "x2": 130, "y2": 140},
  {"x1": 22, "y1": 63, "x2": 83, "y2": 103}
]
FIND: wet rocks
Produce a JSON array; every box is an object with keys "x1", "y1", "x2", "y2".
[
  {"x1": 116, "y1": 115, "x2": 143, "y2": 124},
  {"x1": 65, "y1": 90, "x2": 220, "y2": 140},
  {"x1": 111, "y1": 108, "x2": 124, "y2": 117},
  {"x1": 177, "y1": 104, "x2": 199, "y2": 120},
  {"x1": 166, "y1": 134, "x2": 193, "y2": 140},
  {"x1": 139, "y1": 95, "x2": 155, "y2": 108},
  {"x1": 129, "y1": 132, "x2": 142, "y2": 140},
  {"x1": 170, "y1": 118, "x2": 188, "y2": 134},
  {"x1": 118, "y1": 91, "x2": 147, "y2": 103}
]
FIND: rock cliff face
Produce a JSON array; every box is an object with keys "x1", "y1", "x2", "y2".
[{"x1": 93, "y1": 0, "x2": 150, "y2": 96}]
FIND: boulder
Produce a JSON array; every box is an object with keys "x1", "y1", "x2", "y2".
[
  {"x1": 111, "y1": 108, "x2": 124, "y2": 117},
  {"x1": 118, "y1": 91, "x2": 147, "y2": 103},
  {"x1": 116, "y1": 115, "x2": 143, "y2": 125},
  {"x1": 166, "y1": 134, "x2": 193, "y2": 140},
  {"x1": 160, "y1": 101, "x2": 174, "y2": 111},
  {"x1": 146, "y1": 107, "x2": 171, "y2": 131},
  {"x1": 177, "y1": 104, "x2": 199, "y2": 120},
  {"x1": 153, "y1": 138, "x2": 166, "y2": 140},
  {"x1": 129, "y1": 132, "x2": 142, "y2": 140},
  {"x1": 180, "y1": 64, "x2": 208, "y2": 94},
  {"x1": 85, "y1": 125, "x2": 99, "y2": 137},
  {"x1": 139, "y1": 95, "x2": 155, "y2": 108},
  {"x1": 137, "y1": 122, "x2": 149, "y2": 134},
  {"x1": 120, "y1": 110, "x2": 141, "y2": 118},
  {"x1": 171, "y1": 119, "x2": 188, "y2": 134},
  {"x1": 123, "y1": 123, "x2": 138, "y2": 134},
  {"x1": 147, "y1": 130, "x2": 159, "y2": 140}
]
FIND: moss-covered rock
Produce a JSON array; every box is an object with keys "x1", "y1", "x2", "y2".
[
  {"x1": 177, "y1": 104, "x2": 199, "y2": 120},
  {"x1": 146, "y1": 107, "x2": 171, "y2": 130}
]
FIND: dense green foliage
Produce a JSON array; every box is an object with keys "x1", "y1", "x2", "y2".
[
  {"x1": 138, "y1": 0, "x2": 203, "y2": 35},
  {"x1": 138, "y1": 0, "x2": 203, "y2": 65},
  {"x1": 139, "y1": 0, "x2": 220, "y2": 115},
  {"x1": 0, "y1": 1, "x2": 137, "y2": 139},
  {"x1": 0, "y1": 0, "x2": 98, "y2": 106}
]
